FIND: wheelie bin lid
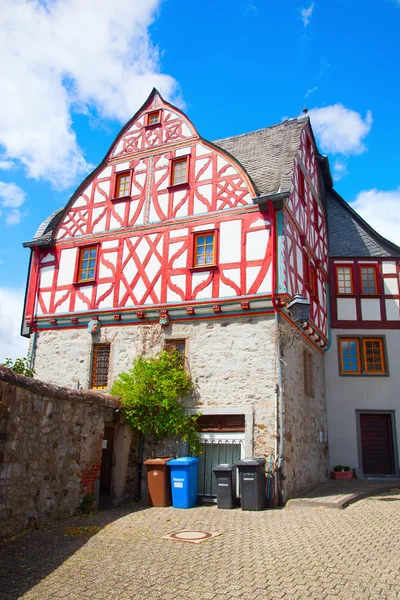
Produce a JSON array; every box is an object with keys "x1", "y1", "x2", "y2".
[
  {"x1": 144, "y1": 457, "x2": 173, "y2": 465},
  {"x1": 212, "y1": 463, "x2": 235, "y2": 472},
  {"x1": 167, "y1": 457, "x2": 199, "y2": 466},
  {"x1": 235, "y1": 458, "x2": 266, "y2": 467}
]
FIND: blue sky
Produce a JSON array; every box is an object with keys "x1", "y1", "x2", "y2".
[{"x1": 0, "y1": 0, "x2": 399, "y2": 358}]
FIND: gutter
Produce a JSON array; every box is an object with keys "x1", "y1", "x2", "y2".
[{"x1": 254, "y1": 191, "x2": 289, "y2": 212}]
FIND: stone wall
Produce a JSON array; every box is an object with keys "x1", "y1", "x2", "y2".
[
  {"x1": 34, "y1": 316, "x2": 279, "y2": 460},
  {"x1": 0, "y1": 367, "x2": 122, "y2": 538},
  {"x1": 282, "y1": 330, "x2": 329, "y2": 499}
]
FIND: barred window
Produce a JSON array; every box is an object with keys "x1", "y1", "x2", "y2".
[{"x1": 91, "y1": 344, "x2": 110, "y2": 389}]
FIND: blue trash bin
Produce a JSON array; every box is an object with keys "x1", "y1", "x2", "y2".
[{"x1": 167, "y1": 457, "x2": 199, "y2": 508}]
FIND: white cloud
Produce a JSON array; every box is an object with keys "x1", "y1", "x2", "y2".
[
  {"x1": 352, "y1": 188, "x2": 400, "y2": 246},
  {"x1": 301, "y1": 4, "x2": 314, "y2": 26},
  {"x1": 0, "y1": 181, "x2": 26, "y2": 225},
  {"x1": 0, "y1": 288, "x2": 29, "y2": 363},
  {"x1": 305, "y1": 86, "x2": 317, "y2": 99},
  {"x1": 332, "y1": 160, "x2": 348, "y2": 181},
  {"x1": 0, "y1": 0, "x2": 179, "y2": 189},
  {"x1": 0, "y1": 160, "x2": 14, "y2": 170},
  {"x1": 309, "y1": 104, "x2": 373, "y2": 155}
]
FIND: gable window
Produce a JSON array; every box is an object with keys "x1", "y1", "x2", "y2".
[
  {"x1": 90, "y1": 344, "x2": 110, "y2": 389},
  {"x1": 115, "y1": 172, "x2": 131, "y2": 198},
  {"x1": 147, "y1": 110, "x2": 161, "y2": 126},
  {"x1": 194, "y1": 232, "x2": 215, "y2": 267},
  {"x1": 339, "y1": 337, "x2": 386, "y2": 376},
  {"x1": 303, "y1": 349, "x2": 313, "y2": 396},
  {"x1": 360, "y1": 266, "x2": 377, "y2": 294},
  {"x1": 336, "y1": 266, "x2": 353, "y2": 294},
  {"x1": 78, "y1": 246, "x2": 97, "y2": 282},
  {"x1": 171, "y1": 157, "x2": 188, "y2": 186},
  {"x1": 165, "y1": 339, "x2": 186, "y2": 366}
]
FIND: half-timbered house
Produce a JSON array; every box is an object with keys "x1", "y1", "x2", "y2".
[
  {"x1": 324, "y1": 186, "x2": 400, "y2": 479},
  {"x1": 22, "y1": 89, "x2": 332, "y2": 502}
]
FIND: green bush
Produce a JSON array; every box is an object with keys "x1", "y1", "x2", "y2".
[
  {"x1": 112, "y1": 349, "x2": 199, "y2": 456},
  {"x1": 1, "y1": 356, "x2": 35, "y2": 378}
]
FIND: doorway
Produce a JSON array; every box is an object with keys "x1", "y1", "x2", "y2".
[
  {"x1": 99, "y1": 424, "x2": 115, "y2": 509},
  {"x1": 359, "y1": 412, "x2": 396, "y2": 475}
]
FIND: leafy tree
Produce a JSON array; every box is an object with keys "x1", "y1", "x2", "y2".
[
  {"x1": 1, "y1": 356, "x2": 35, "y2": 378},
  {"x1": 111, "y1": 349, "x2": 199, "y2": 457}
]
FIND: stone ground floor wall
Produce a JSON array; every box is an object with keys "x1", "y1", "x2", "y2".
[
  {"x1": 0, "y1": 367, "x2": 131, "y2": 538},
  {"x1": 32, "y1": 314, "x2": 329, "y2": 503},
  {"x1": 282, "y1": 325, "x2": 328, "y2": 500},
  {"x1": 326, "y1": 329, "x2": 400, "y2": 474}
]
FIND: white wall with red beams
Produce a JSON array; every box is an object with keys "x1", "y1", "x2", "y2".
[
  {"x1": 282, "y1": 125, "x2": 329, "y2": 340},
  {"x1": 329, "y1": 258, "x2": 400, "y2": 328}
]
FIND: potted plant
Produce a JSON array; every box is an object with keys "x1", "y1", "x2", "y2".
[
  {"x1": 111, "y1": 349, "x2": 200, "y2": 506},
  {"x1": 331, "y1": 465, "x2": 354, "y2": 480}
]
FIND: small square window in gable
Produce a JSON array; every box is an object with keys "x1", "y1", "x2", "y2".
[{"x1": 146, "y1": 110, "x2": 161, "y2": 126}]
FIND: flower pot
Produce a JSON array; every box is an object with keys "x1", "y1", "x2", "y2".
[{"x1": 331, "y1": 470, "x2": 353, "y2": 480}]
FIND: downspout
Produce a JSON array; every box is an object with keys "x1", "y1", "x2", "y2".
[{"x1": 268, "y1": 200, "x2": 284, "y2": 506}]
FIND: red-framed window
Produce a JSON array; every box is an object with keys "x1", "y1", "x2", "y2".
[
  {"x1": 170, "y1": 157, "x2": 189, "y2": 186},
  {"x1": 146, "y1": 110, "x2": 161, "y2": 126},
  {"x1": 336, "y1": 265, "x2": 353, "y2": 295},
  {"x1": 193, "y1": 232, "x2": 216, "y2": 267},
  {"x1": 115, "y1": 172, "x2": 131, "y2": 198},
  {"x1": 339, "y1": 337, "x2": 386, "y2": 376},
  {"x1": 298, "y1": 166, "x2": 306, "y2": 204},
  {"x1": 304, "y1": 253, "x2": 319, "y2": 300},
  {"x1": 77, "y1": 246, "x2": 98, "y2": 283},
  {"x1": 360, "y1": 265, "x2": 378, "y2": 294}
]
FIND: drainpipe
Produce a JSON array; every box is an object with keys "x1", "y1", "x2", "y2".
[
  {"x1": 268, "y1": 200, "x2": 284, "y2": 505},
  {"x1": 29, "y1": 330, "x2": 37, "y2": 371}
]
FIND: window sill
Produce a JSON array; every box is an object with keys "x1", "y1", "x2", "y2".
[
  {"x1": 144, "y1": 122, "x2": 161, "y2": 130},
  {"x1": 167, "y1": 182, "x2": 189, "y2": 191},
  {"x1": 73, "y1": 280, "x2": 96, "y2": 287},
  {"x1": 189, "y1": 265, "x2": 218, "y2": 273},
  {"x1": 111, "y1": 196, "x2": 131, "y2": 203}
]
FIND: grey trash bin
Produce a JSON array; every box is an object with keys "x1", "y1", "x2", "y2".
[
  {"x1": 236, "y1": 458, "x2": 266, "y2": 511},
  {"x1": 212, "y1": 464, "x2": 237, "y2": 509}
]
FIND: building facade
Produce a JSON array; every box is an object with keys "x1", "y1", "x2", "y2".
[
  {"x1": 324, "y1": 187, "x2": 400, "y2": 478},
  {"x1": 24, "y1": 89, "x2": 398, "y2": 502}
]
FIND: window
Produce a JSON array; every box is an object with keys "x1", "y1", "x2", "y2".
[
  {"x1": 91, "y1": 344, "x2": 110, "y2": 389},
  {"x1": 298, "y1": 166, "x2": 306, "y2": 204},
  {"x1": 171, "y1": 157, "x2": 188, "y2": 186},
  {"x1": 194, "y1": 232, "x2": 215, "y2": 267},
  {"x1": 78, "y1": 246, "x2": 97, "y2": 282},
  {"x1": 360, "y1": 266, "x2": 377, "y2": 294},
  {"x1": 165, "y1": 339, "x2": 186, "y2": 366},
  {"x1": 147, "y1": 110, "x2": 161, "y2": 126},
  {"x1": 303, "y1": 349, "x2": 313, "y2": 395},
  {"x1": 197, "y1": 414, "x2": 245, "y2": 432},
  {"x1": 115, "y1": 172, "x2": 131, "y2": 198},
  {"x1": 336, "y1": 266, "x2": 353, "y2": 294},
  {"x1": 339, "y1": 337, "x2": 386, "y2": 376},
  {"x1": 304, "y1": 254, "x2": 318, "y2": 300},
  {"x1": 309, "y1": 264, "x2": 318, "y2": 298}
]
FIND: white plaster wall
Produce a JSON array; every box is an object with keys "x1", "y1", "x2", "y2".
[{"x1": 325, "y1": 329, "x2": 400, "y2": 471}]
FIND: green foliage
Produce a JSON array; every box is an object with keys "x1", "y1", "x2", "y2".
[
  {"x1": 333, "y1": 465, "x2": 351, "y2": 472},
  {"x1": 1, "y1": 356, "x2": 35, "y2": 378},
  {"x1": 112, "y1": 349, "x2": 199, "y2": 455},
  {"x1": 80, "y1": 493, "x2": 95, "y2": 514}
]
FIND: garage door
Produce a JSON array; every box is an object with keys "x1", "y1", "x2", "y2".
[{"x1": 359, "y1": 413, "x2": 395, "y2": 475}]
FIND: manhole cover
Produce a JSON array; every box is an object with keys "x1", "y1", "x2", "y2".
[{"x1": 162, "y1": 529, "x2": 222, "y2": 544}]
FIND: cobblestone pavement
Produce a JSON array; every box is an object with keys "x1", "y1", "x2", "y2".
[{"x1": 1, "y1": 490, "x2": 400, "y2": 600}]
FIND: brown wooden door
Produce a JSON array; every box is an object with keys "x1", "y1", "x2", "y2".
[
  {"x1": 99, "y1": 425, "x2": 115, "y2": 509},
  {"x1": 360, "y1": 413, "x2": 395, "y2": 475}
]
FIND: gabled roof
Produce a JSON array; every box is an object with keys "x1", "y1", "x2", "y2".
[
  {"x1": 213, "y1": 117, "x2": 307, "y2": 196},
  {"x1": 325, "y1": 188, "x2": 400, "y2": 258}
]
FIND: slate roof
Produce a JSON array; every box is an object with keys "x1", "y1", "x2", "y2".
[
  {"x1": 213, "y1": 117, "x2": 307, "y2": 196},
  {"x1": 325, "y1": 188, "x2": 400, "y2": 257}
]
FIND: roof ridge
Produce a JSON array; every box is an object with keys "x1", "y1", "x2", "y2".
[{"x1": 213, "y1": 118, "x2": 301, "y2": 143}]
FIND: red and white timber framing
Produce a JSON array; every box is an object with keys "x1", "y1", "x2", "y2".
[
  {"x1": 24, "y1": 91, "x2": 328, "y2": 349},
  {"x1": 329, "y1": 258, "x2": 400, "y2": 328}
]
